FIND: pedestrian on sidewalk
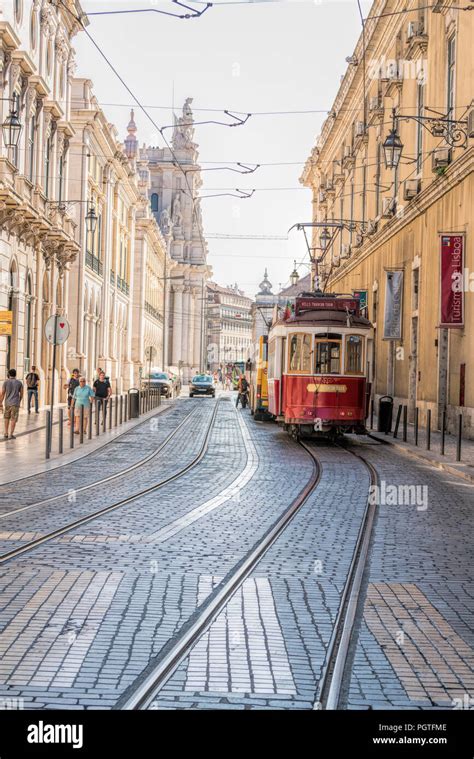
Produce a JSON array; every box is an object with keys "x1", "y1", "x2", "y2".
[
  {"x1": 235, "y1": 375, "x2": 249, "y2": 409},
  {"x1": 25, "y1": 366, "x2": 40, "y2": 413},
  {"x1": 71, "y1": 376, "x2": 95, "y2": 434},
  {"x1": 93, "y1": 371, "x2": 111, "y2": 423},
  {"x1": 0, "y1": 369, "x2": 24, "y2": 440},
  {"x1": 64, "y1": 368, "x2": 80, "y2": 426}
]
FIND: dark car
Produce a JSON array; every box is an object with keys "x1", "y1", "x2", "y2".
[
  {"x1": 144, "y1": 370, "x2": 174, "y2": 398},
  {"x1": 189, "y1": 374, "x2": 215, "y2": 398}
]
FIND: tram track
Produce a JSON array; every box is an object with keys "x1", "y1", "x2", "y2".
[
  {"x1": 0, "y1": 404, "x2": 199, "y2": 521},
  {"x1": 0, "y1": 400, "x2": 222, "y2": 566},
  {"x1": 115, "y1": 434, "x2": 378, "y2": 711},
  {"x1": 313, "y1": 439, "x2": 378, "y2": 710}
]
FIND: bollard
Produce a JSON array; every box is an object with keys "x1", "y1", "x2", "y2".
[
  {"x1": 96, "y1": 401, "x2": 100, "y2": 436},
  {"x1": 119, "y1": 395, "x2": 123, "y2": 425},
  {"x1": 109, "y1": 398, "x2": 113, "y2": 430},
  {"x1": 80, "y1": 406, "x2": 84, "y2": 444},
  {"x1": 124, "y1": 394, "x2": 128, "y2": 423},
  {"x1": 402, "y1": 405, "x2": 407, "y2": 442},
  {"x1": 70, "y1": 410, "x2": 75, "y2": 449},
  {"x1": 414, "y1": 407, "x2": 419, "y2": 446},
  {"x1": 45, "y1": 410, "x2": 51, "y2": 459},
  {"x1": 59, "y1": 409, "x2": 64, "y2": 454},
  {"x1": 393, "y1": 404, "x2": 402, "y2": 439},
  {"x1": 114, "y1": 395, "x2": 118, "y2": 427},
  {"x1": 88, "y1": 404, "x2": 93, "y2": 440},
  {"x1": 456, "y1": 414, "x2": 462, "y2": 462},
  {"x1": 441, "y1": 410, "x2": 446, "y2": 456},
  {"x1": 102, "y1": 401, "x2": 107, "y2": 432},
  {"x1": 370, "y1": 398, "x2": 374, "y2": 430},
  {"x1": 426, "y1": 409, "x2": 431, "y2": 451}
]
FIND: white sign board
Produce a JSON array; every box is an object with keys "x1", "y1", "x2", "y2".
[{"x1": 44, "y1": 315, "x2": 70, "y2": 345}]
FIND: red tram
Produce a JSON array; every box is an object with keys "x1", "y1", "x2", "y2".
[{"x1": 267, "y1": 293, "x2": 373, "y2": 438}]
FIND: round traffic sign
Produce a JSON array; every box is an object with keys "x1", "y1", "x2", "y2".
[
  {"x1": 44, "y1": 315, "x2": 70, "y2": 345},
  {"x1": 145, "y1": 345, "x2": 157, "y2": 361}
]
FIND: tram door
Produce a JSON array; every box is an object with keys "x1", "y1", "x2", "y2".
[{"x1": 280, "y1": 337, "x2": 286, "y2": 414}]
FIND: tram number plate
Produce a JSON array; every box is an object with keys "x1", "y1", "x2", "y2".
[{"x1": 307, "y1": 383, "x2": 347, "y2": 393}]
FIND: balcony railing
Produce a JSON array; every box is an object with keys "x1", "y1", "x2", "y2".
[
  {"x1": 116, "y1": 275, "x2": 130, "y2": 296},
  {"x1": 145, "y1": 301, "x2": 163, "y2": 322},
  {"x1": 85, "y1": 251, "x2": 103, "y2": 277}
]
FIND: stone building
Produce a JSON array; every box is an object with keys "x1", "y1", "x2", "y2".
[
  {"x1": 206, "y1": 281, "x2": 253, "y2": 370},
  {"x1": 301, "y1": 0, "x2": 474, "y2": 436},
  {"x1": 66, "y1": 90, "x2": 169, "y2": 391},
  {"x1": 0, "y1": 0, "x2": 85, "y2": 405},
  {"x1": 139, "y1": 98, "x2": 211, "y2": 382}
]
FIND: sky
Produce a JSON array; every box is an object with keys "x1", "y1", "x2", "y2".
[{"x1": 74, "y1": 0, "x2": 371, "y2": 298}]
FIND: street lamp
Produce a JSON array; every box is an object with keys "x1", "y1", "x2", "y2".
[
  {"x1": 319, "y1": 227, "x2": 332, "y2": 251},
  {"x1": 2, "y1": 103, "x2": 22, "y2": 149},
  {"x1": 290, "y1": 261, "x2": 300, "y2": 287},
  {"x1": 382, "y1": 124, "x2": 404, "y2": 170},
  {"x1": 85, "y1": 204, "x2": 98, "y2": 235}
]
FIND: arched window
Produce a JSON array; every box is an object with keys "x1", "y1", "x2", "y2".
[
  {"x1": 150, "y1": 193, "x2": 159, "y2": 216},
  {"x1": 6, "y1": 264, "x2": 18, "y2": 371}
]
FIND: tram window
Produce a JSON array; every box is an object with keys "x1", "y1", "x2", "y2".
[
  {"x1": 345, "y1": 335, "x2": 363, "y2": 374},
  {"x1": 289, "y1": 333, "x2": 312, "y2": 373},
  {"x1": 268, "y1": 340, "x2": 275, "y2": 376},
  {"x1": 315, "y1": 340, "x2": 341, "y2": 374}
]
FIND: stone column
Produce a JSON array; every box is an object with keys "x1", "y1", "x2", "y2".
[
  {"x1": 187, "y1": 289, "x2": 195, "y2": 374},
  {"x1": 193, "y1": 283, "x2": 203, "y2": 371},
  {"x1": 172, "y1": 285, "x2": 183, "y2": 366}
]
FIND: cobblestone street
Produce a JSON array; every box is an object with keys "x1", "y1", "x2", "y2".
[{"x1": 0, "y1": 394, "x2": 472, "y2": 712}]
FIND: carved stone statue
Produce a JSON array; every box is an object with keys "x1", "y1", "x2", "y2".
[
  {"x1": 172, "y1": 98, "x2": 195, "y2": 150},
  {"x1": 172, "y1": 195, "x2": 183, "y2": 227},
  {"x1": 159, "y1": 207, "x2": 171, "y2": 233}
]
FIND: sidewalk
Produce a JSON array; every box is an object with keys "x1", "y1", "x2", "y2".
[
  {"x1": 0, "y1": 398, "x2": 172, "y2": 485},
  {"x1": 369, "y1": 415, "x2": 474, "y2": 483},
  {"x1": 0, "y1": 404, "x2": 68, "y2": 443}
]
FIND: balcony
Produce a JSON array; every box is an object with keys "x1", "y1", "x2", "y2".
[
  {"x1": 85, "y1": 251, "x2": 103, "y2": 277},
  {"x1": 116, "y1": 275, "x2": 130, "y2": 296},
  {"x1": 145, "y1": 301, "x2": 163, "y2": 322}
]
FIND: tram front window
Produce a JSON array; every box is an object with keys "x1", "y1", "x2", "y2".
[
  {"x1": 315, "y1": 340, "x2": 341, "y2": 374},
  {"x1": 289, "y1": 333, "x2": 312, "y2": 373}
]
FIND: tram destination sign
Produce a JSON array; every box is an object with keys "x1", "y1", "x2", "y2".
[{"x1": 295, "y1": 297, "x2": 360, "y2": 315}]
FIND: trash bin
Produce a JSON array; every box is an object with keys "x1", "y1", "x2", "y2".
[
  {"x1": 129, "y1": 388, "x2": 140, "y2": 419},
  {"x1": 378, "y1": 395, "x2": 393, "y2": 433}
]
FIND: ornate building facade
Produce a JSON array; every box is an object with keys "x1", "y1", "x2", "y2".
[
  {"x1": 139, "y1": 99, "x2": 211, "y2": 382},
  {"x1": 206, "y1": 281, "x2": 253, "y2": 370},
  {"x1": 0, "y1": 0, "x2": 85, "y2": 405},
  {"x1": 301, "y1": 0, "x2": 474, "y2": 436}
]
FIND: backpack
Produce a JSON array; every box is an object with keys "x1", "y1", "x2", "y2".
[{"x1": 26, "y1": 373, "x2": 37, "y2": 389}]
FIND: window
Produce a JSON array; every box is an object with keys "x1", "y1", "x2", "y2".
[
  {"x1": 412, "y1": 268, "x2": 420, "y2": 311},
  {"x1": 416, "y1": 82, "x2": 424, "y2": 174},
  {"x1": 361, "y1": 160, "x2": 367, "y2": 225},
  {"x1": 447, "y1": 35, "x2": 456, "y2": 115},
  {"x1": 30, "y1": 8, "x2": 37, "y2": 49},
  {"x1": 288, "y1": 333, "x2": 312, "y2": 373},
  {"x1": 151, "y1": 193, "x2": 159, "y2": 215},
  {"x1": 315, "y1": 338, "x2": 341, "y2": 374},
  {"x1": 345, "y1": 335, "x2": 364, "y2": 374},
  {"x1": 349, "y1": 180, "x2": 354, "y2": 244},
  {"x1": 58, "y1": 153, "x2": 64, "y2": 204},
  {"x1": 14, "y1": 0, "x2": 22, "y2": 23},
  {"x1": 44, "y1": 134, "x2": 52, "y2": 196},
  {"x1": 375, "y1": 142, "x2": 381, "y2": 217},
  {"x1": 27, "y1": 113, "x2": 35, "y2": 182}
]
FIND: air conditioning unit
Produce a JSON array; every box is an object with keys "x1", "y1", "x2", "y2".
[
  {"x1": 343, "y1": 145, "x2": 352, "y2": 158},
  {"x1": 467, "y1": 108, "x2": 474, "y2": 138},
  {"x1": 341, "y1": 244, "x2": 351, "y2": 258},
  {"x1": 318, "y1": 189, "x2": 326, "y2": 203},
  {"x1": 432, "y1": 148, "x2": 451, "y2": 172},
  {"x1": 403, "y1": 178, "x2": 420, "y2": 200},
  {"x1": 382, "y1": 197, "x2": 395, "y2": 217},
  {"x1": 355, "y1": 120, "x2": 366, "y2": 137},
  {"x1": 369, "y1": 96, "x2": 381, "y2": 111}
]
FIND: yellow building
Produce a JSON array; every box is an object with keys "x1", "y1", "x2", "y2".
[{"x1": 301, "y1": 0, "x2": 474, "y2": 437}]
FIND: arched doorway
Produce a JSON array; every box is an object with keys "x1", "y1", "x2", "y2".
[
  {"x1": 6, "y1": 262, "x2": 19, "y2": 371},
  {"x1": 24, "y1": 274, "x2": 33, "y2": 373}
]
